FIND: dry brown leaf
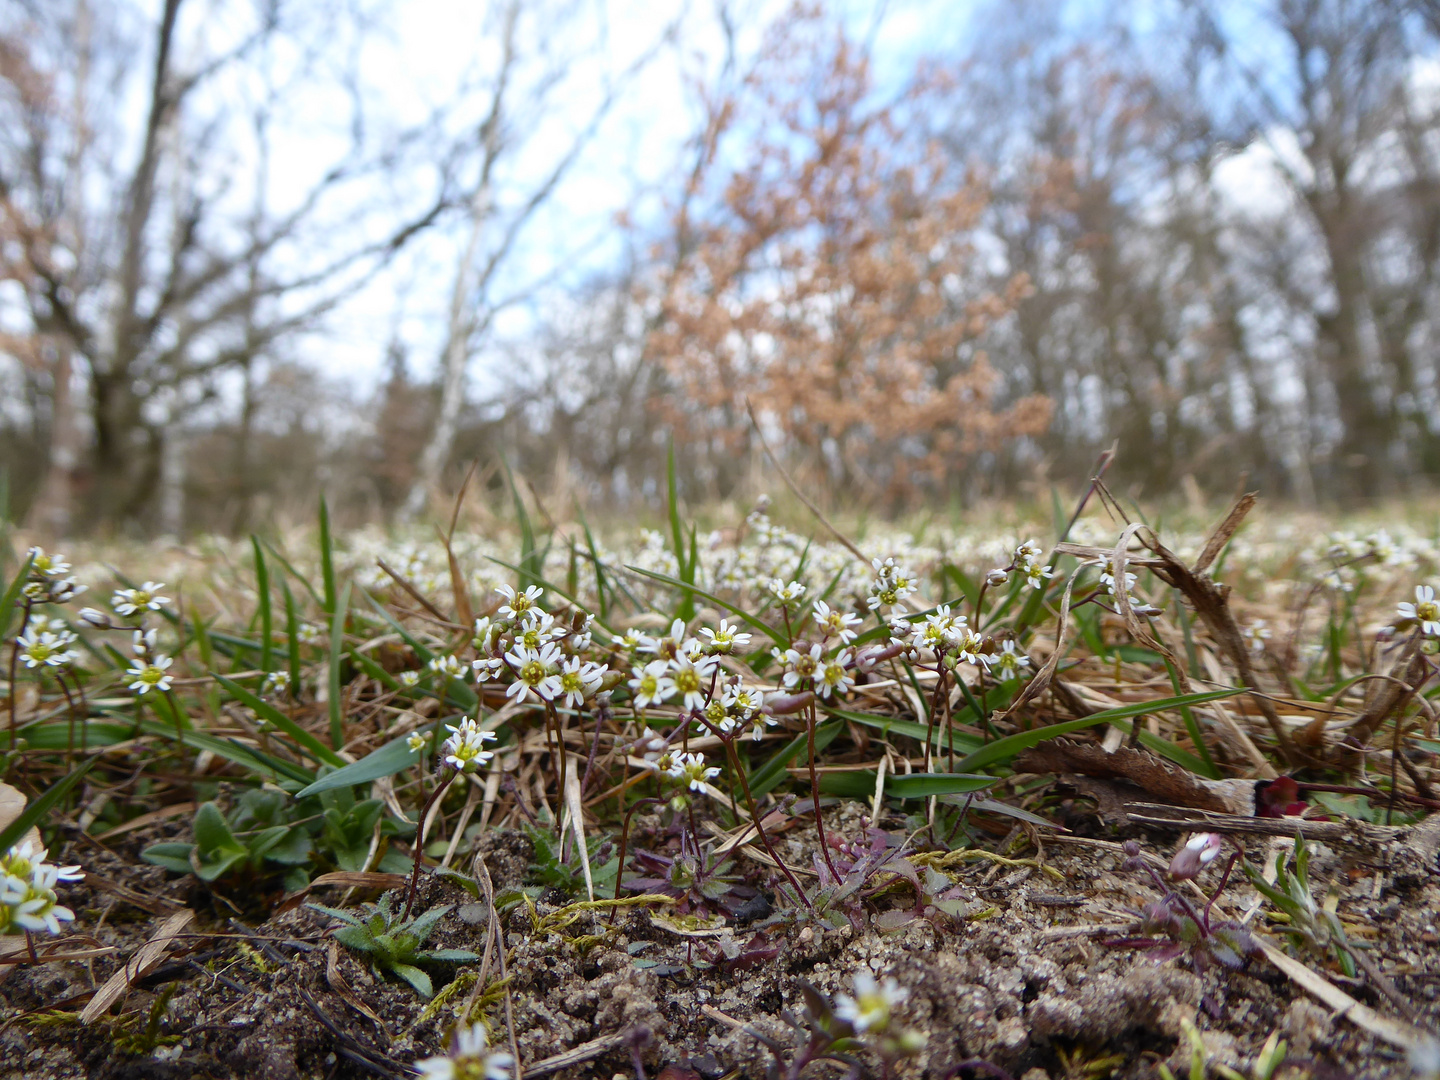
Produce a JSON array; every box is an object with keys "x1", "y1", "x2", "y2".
[
  {"x1": 326, "y1": 941, "x2": 388, "y2": 1040},
  {"x1": 81, "y1": 910, "x2": 194, "y2": 1023}
]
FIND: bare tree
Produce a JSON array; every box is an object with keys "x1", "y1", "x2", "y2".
[
  {"x1": 400, "y1": 0, "x2": 678, "y2": 521},
  {"x1": 0, "y1": 0, "x2": 458, "y2": 531}
]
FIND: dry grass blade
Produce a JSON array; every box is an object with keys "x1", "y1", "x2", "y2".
[
  {"x1": 563, "y1": 754, "x2": 594, "y2": 901},
  {"x1": 1193, "y1": 491, "x2": 1257, "y2": 574},
  {"x1": 994, "y1": 566, "x2": 1083, "y2": 727},
  {"x1": 81, "y1": 910, "x2": 194, "y2": 1023},
  {"x1": 523, "y1": 1032, "x2": 630, "y2": 1078},
  {"x1": 1258, "y1": 940, "x2": 1420, "y2": 1051},
  {"x1": 327, "y1": 940, "x2": 388, "y2": 1040}
]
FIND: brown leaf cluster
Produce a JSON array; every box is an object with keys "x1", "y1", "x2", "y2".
[{"x1": 646, "y1": 12, "x2": 1051, "y2": 503}]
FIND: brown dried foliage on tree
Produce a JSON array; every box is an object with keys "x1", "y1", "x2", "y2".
[{"x1": 645, "y1": 10, "x2": 1051, "y2": 506}]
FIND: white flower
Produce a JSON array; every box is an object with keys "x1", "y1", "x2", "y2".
[
  {"x1": 985, "y1": 568, "x2": 1010, "y2": 588},
  {"x1": 666, "y1": 751, "x2": 720, "y2": 792},
  {"x1": 471, "y1": 657, "x2": 505, "y2": 681},
  {"x1": 414, "y1": 1022, "x2": 513, "y2": 1080},
  {"x1": 495, "y1": 583, "x2": 544, "y2": 621},
  {"x1": 1024, "y1": 562, "x2": 1054, "y2": 591},
  {"x1": 514, "y1": 610, "x2": 560, "y2": 650},
  {"x1": 407, "y1": 733, "x2": 428, "y2": 754},
  {"x1": 1399, "y1": 585, "x2": 1440, "y2": 636},
  {"x1": 812, "y1": 600, "x2": 862, "y2": 643},
  {"x1": 504, "y1": 642, "x2": 562, "y2": 703},
  {"x1": 297, "y1": 622, "x2": 325, "y2": 646},
  {"x1": 1243, "y1": 620, "x2": 1272, "y2": 653},
  {"x1": 781, "y1": 643, "x2": 823, "y2": 689},
  {"x1": 262, "y1": 670, "x2": 291, "y2": 695},
  {"x1": 471, "y1": 616, "x2": 493, "y2": 650},
  {"x1": 699, "y1": 619, "x2": 751, "y2": 654},
  {"x1": 126, "y1": 655, "x2": 174, "y2": 695},
  {"x1": 628, "y1": 660, "x2": 676, "y2": 710},
  {"x1": 556, "y1": 657, "x2": 606, "y2": 708},
  {"x1": 16, "y1": 629, "x2": 79, "y2": 669},
  {"x1": 816, "y1": 649, "x2": 855, "y2": 699},
  {"x1": 667, "y1": 653, "x2": 716, "y2": 712},
  {"x1": 834, "y1": 971, "x2": 907, "y2": 1033},
  {"x1": 722, "y1": 684, "x2": 764, "y2": 720},
  {"x1": 399, "y1": 670, "x2": 422, "y2": 687},
  {"x1": 637, "y1": 618, "x2": 688, "y2": 659},
  {"x1": 132, "y1": 628, "x2": 158, "y2": 656},
  {"x1": 428, "y1": 654, "x2": 468, "y2": 680},
  {"x1": 992, "y1": 639, "x2": 1031, "y2": 681},
  {"x1": 26, "y1": 547, "x2": 71, "y2": 578},
  {"x1": 768, "y1": 578, "x2": 807, "y2": 604},
  {"x1": 111, "y1": 582, "x2": 170, "y2": 616},
  {"x1": 1, "y1": 841, "x2": 81, "y2": 938},
  {"x1": 955, "y1": 629, "x2": 988, "y2": 668},
  {"x1": 1015, "y1": 538, "x2": 1044, "y2": 566},
  {"x1": 441, "y1": 718, "x2": 497, "y2": 773}
]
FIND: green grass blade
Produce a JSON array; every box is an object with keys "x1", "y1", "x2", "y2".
[
  {"x1": 821, "y1": 770, "x2": 996, "y2": 799},
  {"x1": 748, "y1": 721, "x2": 842, "y2": 798},
  {"x1": 0, "y1": 550, "x2": 35, "y2": 640},
  {"x1": 501, "y1": 457, "x2": 542, "y2": 595},
  {"x1": 328, "y1": 581, "x2": 351, "y2": 751},
  {"x1": 213, "y1": 673, "x2": 344, "y2": 767},
  {"x1": 281, "y1": 576, "x2": 302, "y2": 698},
  {"x1": 0, "y1": 758, "x2": 95, "y2": 852},
  {"x1": 131, "y1": 719, "x2": 314, "y2": 785},
  {"x1": 318, "y1": 495, "x2": 337, "y2": 615},
  {"x1": 625, "y1": 565, "x2": 786, "y2": 646},
  {"x1": 252, "y1": 536, "x2": 273, "y2": 675},
  {"x1": 952, "y1": 687, "x2": 1245, "y2": 774}
]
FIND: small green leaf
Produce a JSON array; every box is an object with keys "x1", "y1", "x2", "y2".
[
  {"x1": 292, "y1": 734, "x2": 421, "y2": 799},
  {"x1": 389, "y1": 962, "x2": 433, "y2": 999}
]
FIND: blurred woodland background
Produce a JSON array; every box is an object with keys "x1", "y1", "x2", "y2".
[{"x1": 2, "y1": 0, "x2": 1440, "y2": 534}]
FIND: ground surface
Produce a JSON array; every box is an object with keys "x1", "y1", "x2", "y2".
[{"x1": 4, "y1": 800, "x2": 1435, "y2": 1080}]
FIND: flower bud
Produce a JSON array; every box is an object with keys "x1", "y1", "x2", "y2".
[
  {"x1": 1168, "y1": 832, "x2": 1224, "y2": 880},
  {"x1": 985, "y1": 568, "x2": 1009, "y2": 588},
  {"x1": 78, "y1": 607, "x2": 112, "y2": 628}
]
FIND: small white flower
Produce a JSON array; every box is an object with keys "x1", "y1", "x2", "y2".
[
  {"x1": 133, "y1": 628, "x2": 158, "y2": 656},
  {"x1": 407, "y1": 733, "x2": 428, "y2": 754},
  {"x1": 666, "y1": 751, "x2": 720, "y2": 792},
  {"x1": 441, "y1": 718, "x2": 497, "y2": 773},
  {"x1": 768, "y1": 578, "x2": 807, "y2": 604},
  {"x1": 126, "y1": 655, "x2": 174, "y2": 695},
  {"x1": 471, "y1": 657, "x2": 505, "y2": 681},
  {"x1": 816, "y1": 649, "x2": 855, "y2": 699},
  {"x1": 1024, "y1": 562, "x2": 1054, "y2": 591},
  {"x1": 992, "y1": 639, "x2": 1031, "y2": 681},
  {"x1": 26, "y1": 547, "x2": 71, "y2": 578},
  {"x1": 556, "y1": 657, "x2": 606, "y2": 708},
  {"x1": 504, "y1": 642, "x2": 562, "y2": 703},
  {"x1": 637, "y1": 618, "x2": 687, "y2": 659},
  {"x1": 722, "y1": 684, "x2": 764, "y2": 720},
  {"x1": 812, "y1": 600, "x2": 862, "y2": 643},
  {"x1": 496, "y1": 583, "x2": 544, "y2": 621},
  {"x1": 414, "y1": 1021, "x2": 514, "y2": 1080},
  {"x1": 834, "y1": 971, "x2": 907, "y2": 1033},
  {"x1": 1015, "y1": 539, "x2": 1044, "y2": 566},
  {"x1": 985, "y1": 568, "x2": 1010, "y2": 588},
  {"x1": 1243, "y1": 620, "x2": 1272, "y2": 653},
  {"x1": 1399, "y1": 585, "x2": 1440, "y2": 636},
  {"x1": 628, "y1": 660, "x2": 676, "y2": 710},
  {"x1": 781, "y1": 643, "x2": 823, "y2": 689},
  {"x1": 699, "y1": 619, "x2": 752, "y2": 654},
  {"x1": 297, "y1": 622, "x2": 325, "y2": 646},
  {"x1": 16, "y1": 629, "x2": 79, "y2": 669},
  {"x1": 428, "y1": 654, "x2": 468, "y2": 680},
  {"x1": 111, "y1": 582, "x2": 170, "y2": 616},
  {"x1": 262, "y1": 670, "x2": 291, "y2": 695},
  {"x1": 399, "y1": 670, "x2": 422, "y2": 687},
  {"x1": 668, "y1": 653, "x2": 716, "y2": 712}
]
